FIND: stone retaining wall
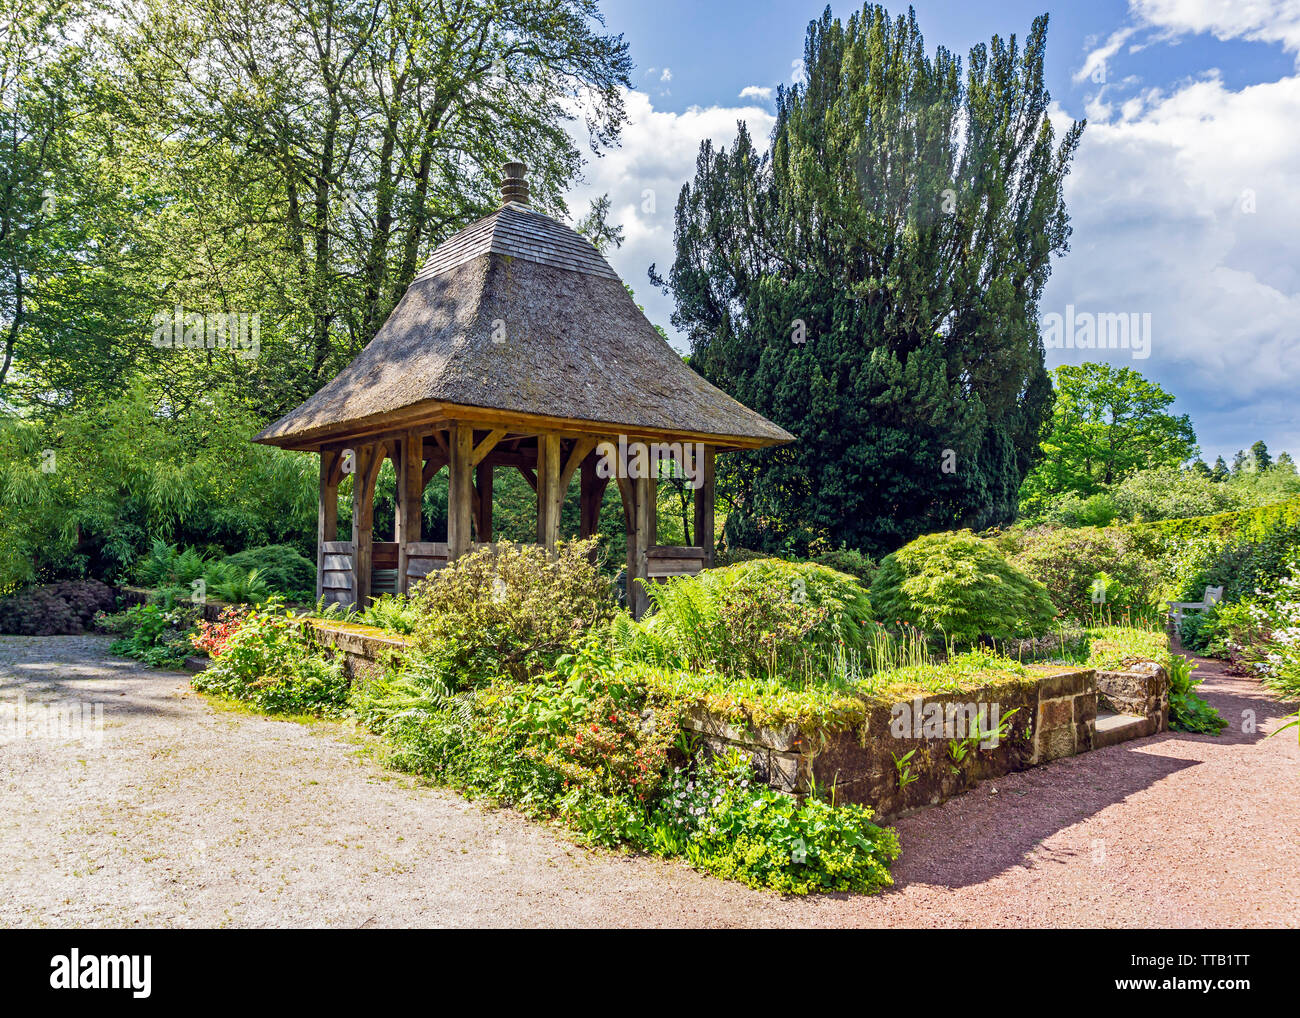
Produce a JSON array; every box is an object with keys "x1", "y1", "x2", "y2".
[
  {"x1": 686, "y1": 663, "x2": 1167, "y2": 822},
  {"x1": 1097, "y1": 661, "x2": 1170, "y2": 738},
  {"x1": 305, "y1": 622, "x2": 413, "y2": 682}
]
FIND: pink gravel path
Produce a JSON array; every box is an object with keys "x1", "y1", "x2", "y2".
[{"x1": 2, "y1": 635, "x2": 1296, "y2": 927}]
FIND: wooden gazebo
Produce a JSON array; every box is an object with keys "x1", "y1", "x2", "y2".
[{"x1": 254, "y1": 163, "x2": 791, "y2": 617}]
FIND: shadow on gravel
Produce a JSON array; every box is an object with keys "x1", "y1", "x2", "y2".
[{"x1": 883, "y1": 735, "x2": 1201, "y2": 891}]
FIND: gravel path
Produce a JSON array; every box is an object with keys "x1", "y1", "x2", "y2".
[{"x1": 2, "y1": 634, "x2": 1296, "y2": 928}]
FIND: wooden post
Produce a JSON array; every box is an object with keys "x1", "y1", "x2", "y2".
[
  {"x1": 317, "y1": 449, "x2": 339, "y2": 602},
  {"x1": 536, "y1": 432, "x2": 561, "y2": 550},
  {"x1": 352, "y1": 444, "x2": 377, "y2": 607},
  {"x1": 579, "y1": 447, "x2": 607, "y2": 538},
  {"x1": 397, "y1": 429, "x2": 423, "y2": 594},
  {"x1": 631, "y1": 469, "x2": 656, "y2": 618},
  {"x1": 447, "y1": 424, "x2": 473, "y2": 560},
  {"x1": 475, "y1": 461, "x2": 493, "y2": 543},
  {"x1": 693, "y1": 444, "x2": 715, "y2": 568}
]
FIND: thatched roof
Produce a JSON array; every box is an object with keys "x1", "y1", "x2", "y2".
[{"x1": 254, "y1": 195, "x2": 792, "y2": 450}]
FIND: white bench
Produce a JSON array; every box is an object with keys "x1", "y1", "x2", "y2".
[{"x1": 1169, "y1": 585, "x2": 1223, "y2": 627}]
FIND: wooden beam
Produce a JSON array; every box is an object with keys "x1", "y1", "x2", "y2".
[
  {"x1": 536, "y1": 432, "x2": 561, "y2": 550},
  {"x1": 352, "y1": 444, "x2": 376, "y2": 607},
  {"x1": 258, "y1": 398, "x2": 786, "y2": 454},
  {"x1": 558, "y1": 436, "x2": 598, "y2": 492},
  {"x1": 516, "y1": 465, "x2": 537, "y2": 492},
  {"x1": 579, "y1": 448, "x2": 608, "y2": 539},
  {"x1": 630, "y1": 471, "x2": 656, "y2": 618},
  {"x1": 447, "y1": 423, "x2": 473, "y2": 560},
  {"x1": 475, "y1": 462, "x2": 493, "y2": 543},
  {"x1": 397, "y1": 430, "x2": 424, "y2": 594},
  {"x1": 693, "y1": 444, "x2": 715, "y2": 568},
  {"x1": 468, "y1": 428, "x2": 507, "y2": 468},
  {"x1": 317, "y1": 450, "x2": 339, "y2": 602},
  {"x1": 430, "y1": 428, "x2": 450, "y2": 457},
  {"x1": 422, "y1": 451, "x2": 447, "y2": 486}
]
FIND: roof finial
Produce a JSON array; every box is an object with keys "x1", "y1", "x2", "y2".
[{"x1": 501, "y1": 161, "x2": 529, "y2": 205}]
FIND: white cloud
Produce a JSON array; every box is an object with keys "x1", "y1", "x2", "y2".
[
  {"x1": 660, "y1": 67, "x2": 672, "y2": 82},
  {"x1": 1133, "y1": 0, "x2": 1300, "y2": 54},
  {"x1": 1043, "y1": 72, "x2": 1300, "y2": 423},
  {"x1": 564, "y1": 89, "x2": 776, "y2": 348},
  {"x1": 739, "y1": 85, "x2": 773, "y2": 100},
  {"x1": 1075, "y1": 26, "x2": 1138, "y2": 83}
]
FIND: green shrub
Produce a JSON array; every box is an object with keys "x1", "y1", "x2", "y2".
[
  {"x1": 219, "y1": 544, "x2": 316, "y2": 596},
  {"x1": 409, "y1": 538, "x2": 616, "y2": 686},
  {"x1": 359, "y1": 648, "x2": 900, "y2": 896},
  {"x1": 870, "y1": 531, "x2": 1057, "y2": 641},
  {"x1": 647, "y1": 752, "x2": 900, "y2": 895},
  {"x1": 1011, "y1": 526, "x2": 1162, "y2": 622},
  {"x1": 1039, "y1": 492, "x2": 1120, "y2": 528},
  {"x1": 191, "y1": 599, "x2": 348, "y2": 715},
  {"x1": 1111, "y1": 465, "x2": 1242, "y2": 522},
  {"x1": 358, "y1": 593, "x2": 421, "y2": 635},
  {"x1": 812, "y1": 547, "x2": 876, "y2": 585},
  {"x1": 713, "y1": 547, "x2": 769, "y2": 568},
  {"x1": 0, "y1": 579, "x2": 116, "y2": 635},
  {"x1": 203, "y1": 563, "x2": 271, "y2": 604},
  {"x1": 614, "y1": 558, "x2": 873, "y2": 683},
  {"x1": 134, "y1": 538, "x2": 211, "y2": 589},
  {"x1": 105, "y1": 602, "x2": 200, "y2": 668},
  {"x1": 1166, "y1": 655, "x2": 1228, "y2": 735},
  {"x1": 1179, "y1": 604, "x2": 1218, "y2": 654}
]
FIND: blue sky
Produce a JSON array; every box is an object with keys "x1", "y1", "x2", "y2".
[{"x1": 562, "y1": 0, "x2": 1300, "y2": 464}]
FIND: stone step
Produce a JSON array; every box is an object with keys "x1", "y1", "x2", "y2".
[{"x1": 1095, "y1": 711, "x2": 1155, "y2": 749}]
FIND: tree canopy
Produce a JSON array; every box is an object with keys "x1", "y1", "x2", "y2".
[
  {"x1": 1, "y1": 0, "x2": 631, "y2": 420},
  {"x1": 655, "y1": 4, "x2": 1082, "y2": 555},
  {"x1": 1018, "y1": 362, "x2": 1197, "y2": 515}
]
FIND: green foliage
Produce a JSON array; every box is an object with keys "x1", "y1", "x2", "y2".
[
  {"x1": 0, "y1": 390, "x2": 317, "y2": 589},
  {"x1": 106, "y1": 602, "x2": 200, "y2": 669},
  {"x1": 1131, "y1": 497, "x2": 1300, "y2": 605},
  {"x1": 611, "y1": 558, "x2": 874, "y2": 684},
  {"x1": 659, "y1": 6, "x2": 1079, "y2": 555},
  {"x1": 1019, "y1": 363, "x2": 1197, "y2": 514},
  {"x1": 1036, "y1": 492, "x2": 1120, "y2": 528},
  {"x1": 1083, "y1": 626, "x2": 1170, "y2": 673},
  {"x1": 647, "y1": 752, "x2": 900, "y2": 895},
  {"x1": 861, "y1": 650, "x2": 1029, "y2": 698},
  {"x1": 812, "y1": 548, "x2": 876, "y2": 585},
  {"x1": 409, "y1": 539, "x2": 616, "y2": 686},
  {"x1": 1179, "y1": 605, "x2": 1218, "y2": 655},
  {"x1": 2, "y1": 0, "x2": 631, "y2": 421},
  {"x1": 1109, "y1": 465, "x2": 1242, "y2": 522},
  {"x1": 134, "y1": 538, "x2": 210, "y2": 588},
  {"x1": 871, "y1": 531, "x2": 1058, "y2": 641},
  {"x1": 219, "y1": 545, "x2": 315, "y2": 596},
  {"x1": 1011, "y1": 526, "x2": 1162, "y2": 622},
  {"x1": 191, "y1": 600, "x2": 348, "y2": 716},
  {"x1": 203, "y1": 564, "x2": 271, "y2": 605},
  {"x1": 357, "y1": 594, "x2": 421, "y2": 635},
  {"x1": 358, "y1": 649, "x2": 900, "y2": 895},
  {"x1": 0, "y1": 579, "x2": 115, "y2": 635},
  {"x1": 1165, "y1": 655, "x2": 1228, "y2": 735}
]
